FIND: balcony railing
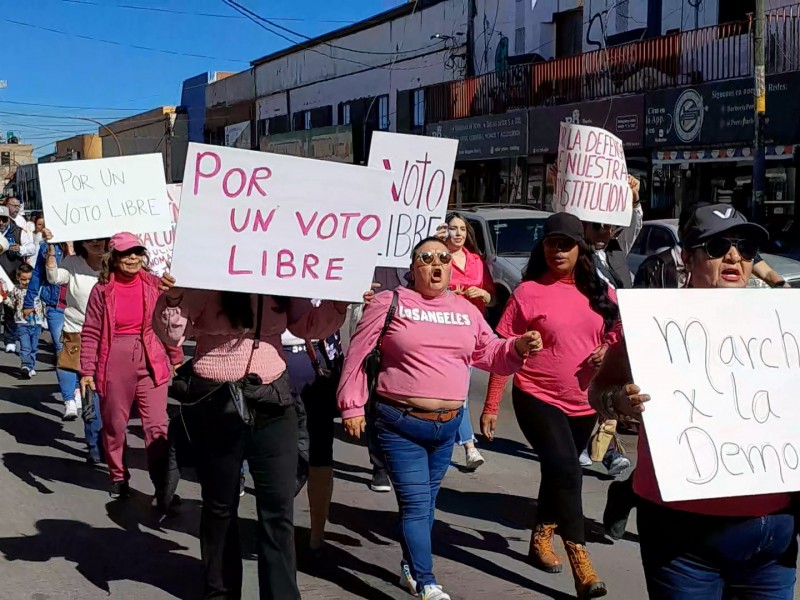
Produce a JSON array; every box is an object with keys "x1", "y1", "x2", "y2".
[{"x1": 426, "y1": 8, "x2": 800, "y2": 124}]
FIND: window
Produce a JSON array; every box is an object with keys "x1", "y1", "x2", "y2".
[
  {"x1": 630, "y1": 229, "x2": 648, "y2": 256},
  {"x1": 378, "y1": 95, "x2": 389, "y2": 130},
  {"x1": 555, "y1": 8, "x2": 583, "y2": 58},
  {"x1": 304, "y1": 111, "x2": 312, "y2": 131},
  {"x1": 1, "y1": 152, "x2": 9, "y2": 166},
  {"x1": 719, "y1": 0, "x2": 755, "y2": 25},
  {"x1": 645, "y1": 226, "x2": 676, "y2": 255},
  {"x1": 412, "y1": 89, "x2": 425, "y2": 128},
  {"x1": 487, "y1": 218, "x2": 547, "y2": 256},
  {"x1": 467, "y1": 219, "x2": 487, "y2": 254},
  {"x1": 342, "y1": 103, "x2": 351, "y2": 125},
  {"x1": 515, "y1": 27, "x2": 526, "y2": 54}
]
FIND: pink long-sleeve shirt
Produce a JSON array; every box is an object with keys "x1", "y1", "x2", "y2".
[
  {"x1": 337, "y1": 286, "x2": 524, "y2": 419},
  {"x1": 153, "y1": 291, "x2": 345, "y2": 383}
]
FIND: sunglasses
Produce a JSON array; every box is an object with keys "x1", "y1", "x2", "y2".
[
  {"x1": 543, "y1": 237, "x2": 578, "y2": 252},
  {"x1": 415, "y1": 251, "x2": 452, "y2": 265},
  {"x1": 117, "y1": 247, "x2": 146, "y2": 257},
  {"x1": 693, "y1": 237, "x2": 759, "y2": 262}
]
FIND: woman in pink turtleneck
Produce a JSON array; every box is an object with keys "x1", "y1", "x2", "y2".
[{"x1": 80, "y1": 232, "x2": 183, "y2": 501}]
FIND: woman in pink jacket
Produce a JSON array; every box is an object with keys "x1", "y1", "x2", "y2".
[
  {"x1": 80, "y1": 232, "x2": 183, "y2": 500},
  {"x1": 338, "y1": 236, "x2": 542, "y2": 600}
]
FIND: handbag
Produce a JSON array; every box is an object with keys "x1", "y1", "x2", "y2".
[
  {"x1": 589, "y1": 419, "x2": 626, "y2": 462},
  {"x1": 301, "y1": 337, "x2": 343, "y2": 419},
  {"x1": 363, "y1": 291, "x2": 399, "y2": 407},
  {"x1": 57, "y1": 331, "x2": 82, "y2": 372}
]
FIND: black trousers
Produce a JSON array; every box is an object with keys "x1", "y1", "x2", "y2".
[
  {"x1": 186, "y1": 394, "x2": 300, "y2": 600},
  {"x1": 512, "y1": 387, "x2": 596, "y2": 544}
]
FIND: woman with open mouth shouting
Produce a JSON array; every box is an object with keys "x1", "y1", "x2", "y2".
[
  {"x1": 338, "y1": 236, "x2": 542, "y2": 600},
  {"x1": 480, "y1": 212, "x2": 621, "y2": 599},
  {"x1": 590, "y1": 205, "x2": 797, "y2": 600},
  {"x1": 444, "y1": 212, "x2": 497, "y2": 471}
]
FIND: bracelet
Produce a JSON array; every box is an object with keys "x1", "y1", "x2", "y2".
[{"x1": 770, "y1": 279, "x2": 787, "y2": 288}]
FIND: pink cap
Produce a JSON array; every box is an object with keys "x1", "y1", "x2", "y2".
[{"x1": 109, "y1": 232, "x2": 144, "y2": 253}]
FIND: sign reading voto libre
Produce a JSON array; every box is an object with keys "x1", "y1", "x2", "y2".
[
  {"x1": 618, "y1": 289, "x2": 800, "y2": 502},
  {"x1": 169, "y1": 143, "x2": 393, "y2": 303},
  {"x1": 38, "y1": 154, "x2": 171, "y2": 243},
  {"x1": 368, "y1": 132, "x2": 458, "y2": 269}
]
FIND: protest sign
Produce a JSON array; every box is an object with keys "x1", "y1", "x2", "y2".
[
  {"x1": 617, "y1": 288, "x2": 800, "y2": 502},
  {"x1": 140, "y1": 183, "x2": 181, "y2": 277},
  {"x1": 554, "y1": 123, "x2": 632, "y2": 228},
  {"x1": 38, "y1": 154, "x2": 171, "y2": 243},
  {"x1": 170, "y1": 143, "x2": 393, "y2": 302},
  {"x1": 368, "y1": 132, "x2": 458, "y2": 268}
]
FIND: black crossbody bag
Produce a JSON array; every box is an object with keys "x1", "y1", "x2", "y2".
[{"x1": 362, "y1": 291, "x2": 398, "y2": 409}]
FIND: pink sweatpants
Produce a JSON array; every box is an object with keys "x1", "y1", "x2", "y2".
[{"x1": 100, "y1": 335, "x2": 169, "y2": 484}]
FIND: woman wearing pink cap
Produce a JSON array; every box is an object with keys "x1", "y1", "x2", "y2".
[{"x1": 80, "y1": 232, "x2": 183, "y2": 500}]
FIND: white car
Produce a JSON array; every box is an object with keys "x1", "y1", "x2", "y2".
[{"x1": 627, "y1": 220, "x2": 800, "y2": 288}]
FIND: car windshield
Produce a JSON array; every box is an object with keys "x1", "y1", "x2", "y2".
[{"x1": 488, "y1": 218, "x2": 547, "y2": 256}]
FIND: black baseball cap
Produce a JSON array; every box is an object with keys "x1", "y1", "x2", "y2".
[
  {"x1": 679, "y1": 204, "x2": 769, "y2": 248},
  {"x1": 544, "y1": 212, "x2": 584, "y2": 243}
]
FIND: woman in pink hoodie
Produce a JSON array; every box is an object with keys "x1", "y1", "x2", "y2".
[{"x1": 80, "y1": 232, "x2": 183, "y2": 500}]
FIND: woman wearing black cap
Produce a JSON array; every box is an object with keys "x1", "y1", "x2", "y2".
[
  {"x1": 481, "y1": 212, "x2": 618, "y2": 599},
  {"x1": 590, "y1": 205, "x2": 797, "y2": 599}
]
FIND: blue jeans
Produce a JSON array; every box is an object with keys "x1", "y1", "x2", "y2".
[
  {"x1": 46, "y1": 307, "x2": 64, "y2": 355},
  {"x1": 638, "y1": 500, "x2": 797, "y2": 599},
  {"x1": 18, "y1": 323, "x2": 41, "y2": 370},
  {"x1": 455, "y1": 399, "x2": 476, "y2": 446},
  {"x1": 372, "y1": 401, "x2": 463, "y2": 589}
]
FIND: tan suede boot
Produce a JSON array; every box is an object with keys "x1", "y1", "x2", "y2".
[
  {"x1": 307, "y1": 466, "x2": 334, "y2": 551},
  {"x1": 564, "y1": 541, "x2": 607, "y2": 599},
  {"x1": 528, "y1": 523, "x2": 563, "y2": 573}
]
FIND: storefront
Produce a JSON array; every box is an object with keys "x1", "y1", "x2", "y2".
[
  {"x1": 426, "y1": 111, "x2": 529, "y2": 207},
  {"x1": 260, "y1": 125, "x2": 354, "y2": 163},
  {"x1": 528, "y1": 95, "x2": 647, "y2": 211},
  {"x1": 645, "y1": 73, "x2": 800, "y2": 236}
]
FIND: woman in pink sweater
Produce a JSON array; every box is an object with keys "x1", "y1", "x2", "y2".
[
  {"x1": 339, "y1": 236, "x2": 541, "y2": 600},
  {"x1": 480, "y1": 213, "x2": 620, "y2": 599},
  {"x1": 80, "y1": 232, "x2": 183, "y2": 500},
  {"x1": 154, "y1": 277, "x2": 346, "y2": 600}
]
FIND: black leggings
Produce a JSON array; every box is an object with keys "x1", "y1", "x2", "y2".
[{"x1": 513, "y1": 387, "x2": 597, "y2": 544}]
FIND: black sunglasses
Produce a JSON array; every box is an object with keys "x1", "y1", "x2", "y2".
[
  {"x1": 117, "y1": 247, "x2": 146, "y2": 258},
  {"x1": 543, "y1": 236, "x2": 578, "y2": 252},
  {"x1": 693, "y1": 237, "x2": 759, "y2": 262},
  {"x1": 415, "y1": 251, "x2": 452, "y2": 265}
]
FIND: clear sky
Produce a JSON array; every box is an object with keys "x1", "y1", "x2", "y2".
[{"x1": 3, "y1": 0, "x2": 403, "y2": 156}]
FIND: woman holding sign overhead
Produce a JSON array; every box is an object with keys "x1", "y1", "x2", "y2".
[
  {"x1": 480, "y1": 213, "x2": 620, "y2": 599},
  {"x1": 154, "y1": 276, "x2": 346, "y2": 600},
  {"x1": 589, "y1": 204, "x2": 797, "y2": 600}
]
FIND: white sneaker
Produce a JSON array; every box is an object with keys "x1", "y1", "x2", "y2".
[
  {"x1": 420, "y1": 585, "x2": 451, "y2": 600},
  {"x1": 74, "y1": 389, "x2": 82, "y2": 409},
  {"x1": 465, "y1": 447, "x2": 485, "y2": 471},
  {"x1": 28, "y1": 369, "x2": 36, "y2": 377},
  {"x1": 63, "y1": 400, "x2": 78, "y2": 422},
  {"x1": 579, "y1": 449, "x2": 593, "y2": 467},
  {"x1": 606, "y1": 455, "x2": 631, "y2": 478},
  {"x1": 5, "y1": 343, "x2": 15, "y2": 353},
  {"x1": 400, "y1": 561, "x2": 418, "y2": 596}
]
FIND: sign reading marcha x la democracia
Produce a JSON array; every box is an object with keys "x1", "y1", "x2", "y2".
[{"x1": 169, "y1": 143, "x2": 393, "y2": 303}]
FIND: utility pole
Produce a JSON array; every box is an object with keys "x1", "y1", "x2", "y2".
[{"x1": 752, "y1": 0, "x2": 767, "y2": 223}]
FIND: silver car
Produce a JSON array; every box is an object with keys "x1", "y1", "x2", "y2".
[
  {"x1": 627, "y1": 220, "x2": 800, "y2": 287},
  {"x1": 462, "y1": 206, "x2": 551, "y2": 325}
]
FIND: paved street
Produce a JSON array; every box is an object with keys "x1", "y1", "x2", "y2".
[{"x1": 0, "y1": 333, "x2": 692, "y2": 599}]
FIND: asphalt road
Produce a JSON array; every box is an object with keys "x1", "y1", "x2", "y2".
[{"x1": 0, "y1": 331, "x2": 783, "y2": 599}]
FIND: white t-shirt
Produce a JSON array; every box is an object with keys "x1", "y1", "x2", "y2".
[{"x1": 46, "y1": 255, "x2": 100, "y2": 333}]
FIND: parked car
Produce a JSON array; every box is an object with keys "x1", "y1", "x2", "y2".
[
  {"x1": 627, "y1": 219, "x2": 800, "y2": 287},
  {"x1": 462, "y1": 205, "x2": 551, "y2": 325}
]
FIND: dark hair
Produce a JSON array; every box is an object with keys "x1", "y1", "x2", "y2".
[
  {"x1": 16, "y1": 263, "x2": 33, "y2": 279},
  {"x1": 218, "y1": 293, "x2": 291, "y2": 331},
  {"x1": 98, "y1": 247, "x2": 150, "y2": 284},
  {"x1": 73, "y1": 241, "x2": 89, "y2": 259},
  {"x1": 445, "y1": 212, "x2": 480, "y2": 254},
  {"x1": 410, "y1": 236, "x2": 448, "y2": 260},
  {"x1": 522, "y1": 239, "x2": 619, "y2": 331}
]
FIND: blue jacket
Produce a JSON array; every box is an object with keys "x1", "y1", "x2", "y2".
[{"x1": 24, "y1": 243, "x2": 63, "y2": 310}]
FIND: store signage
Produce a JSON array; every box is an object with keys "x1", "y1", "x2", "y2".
[
  {"x1": 260, "y1": 125, "x2": 354, "y2": 163},
  {"x1": 645, "y1": 72, "x2": 800, "y2": 147},
  {"x1": 427, "y1": 111, "x2": 528, "y2": 160},
  {"x1": 528, "y1": 96, "x2": 645, "y2": 154}
]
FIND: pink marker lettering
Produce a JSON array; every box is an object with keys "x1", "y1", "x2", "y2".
[{"x1": 194, "y1": 151, "x2": 221, "y2": 195}]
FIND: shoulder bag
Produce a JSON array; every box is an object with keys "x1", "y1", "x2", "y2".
[{"x1": 362, "y1": 290, "x2": 399, "y2": 407}]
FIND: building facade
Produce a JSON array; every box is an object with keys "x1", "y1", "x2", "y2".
[{"x1": 55, "y1": 134, "x2": 102, "y2": 161}]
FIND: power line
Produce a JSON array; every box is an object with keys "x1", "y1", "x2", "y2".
[
  {"x1": 54, "y1": 0, "x2": 356, "y2": 24},
  {"x1": 0, "y1": 17, "x2": 249, "y2": 63},
  {"x1": 0, "y1": 100, "x2": 151, "y2": 112},
  {"x1": 225, "y1": 0, "x2": 443, "y2": 57}
]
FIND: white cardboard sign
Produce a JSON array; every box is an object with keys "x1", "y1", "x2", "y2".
[
  {"x1": 38, "y1": 154, "x2": 171, "y2": 243},
  {"x1": 140, "y1": 183, "x2": 181, "y2": 277},
  {"x1": 618, "y1": 288, "x2": 800, "y2": 502},
  {"x1": 368, "y1": 132, "x2": 458, "y2": 268},
  {"x1": 554, "y1": 123, "x2": 632, "y2": 228},
  {"x1": 170, "y1": 143, "x2": 393, "y2": 302}
]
